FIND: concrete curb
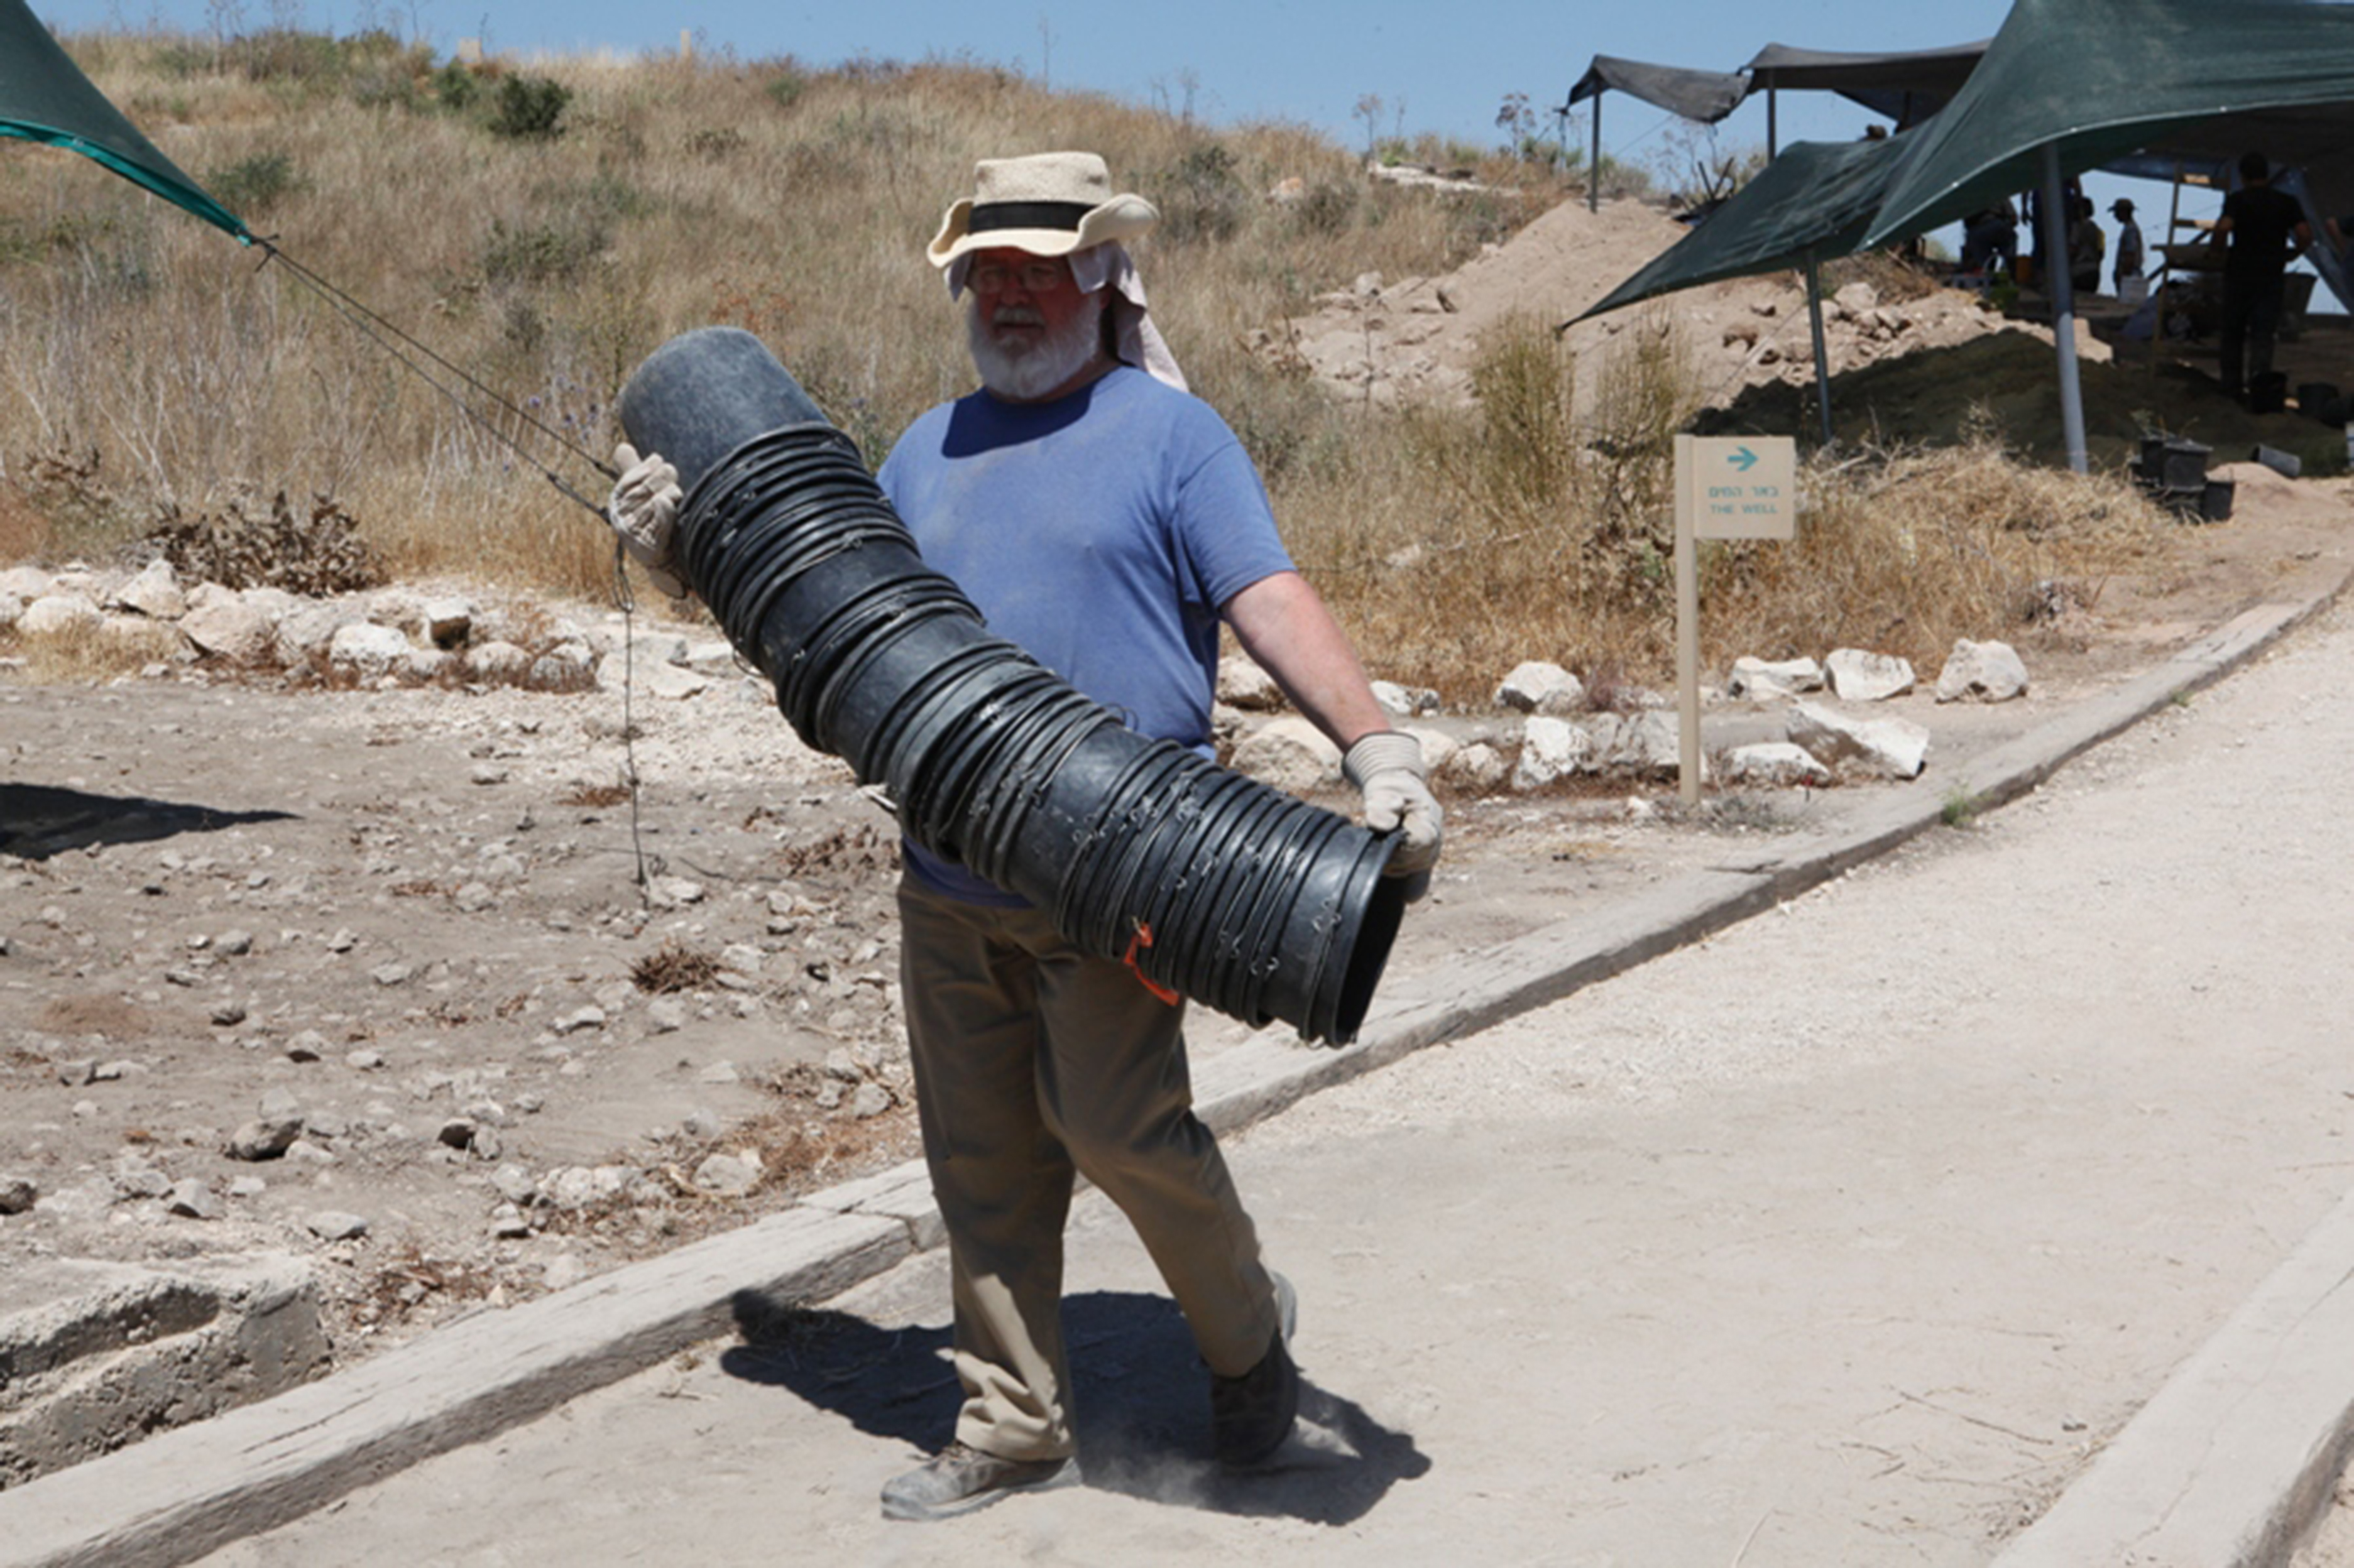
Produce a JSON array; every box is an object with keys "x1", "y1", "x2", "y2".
[
  {"x1": 1988, "y1": 1184, "x2": 2354, "y2": 1568},
  {"x1": 0, "y1": 1208, "x2": 907, "y2": 1568},
  {"x1": 0, "y1": 587, "x2": 2341, "y2": 1568}
]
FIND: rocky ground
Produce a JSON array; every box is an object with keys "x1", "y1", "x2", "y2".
[
  {"x1": 6, "y1": 447, "x2": 2348, "y2": 1385},
  {"x1": 0, "y1": 560, "x2": 1727, "y2": 1364}
]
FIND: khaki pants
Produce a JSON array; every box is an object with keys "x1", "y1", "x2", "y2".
[{"x1": 897, "y1": 879, "x2": 1281, "y2": 1461}]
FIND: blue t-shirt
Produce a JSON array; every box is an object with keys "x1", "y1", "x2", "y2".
[{"x1": 877, "y1": 365, "x2": 1295, "y2": 903}]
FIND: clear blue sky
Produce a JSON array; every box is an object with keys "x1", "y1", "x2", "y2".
[
  {"x1": 41, "y1": 0, "x2": 2015, "y2": 160},
  {"x1": 40, "y1": 0, "x2": 2264, "y2": 263}
]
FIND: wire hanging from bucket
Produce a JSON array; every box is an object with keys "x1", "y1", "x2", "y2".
[{"x1": 251, "y1": 236, "x2": 665, "y2": 899}]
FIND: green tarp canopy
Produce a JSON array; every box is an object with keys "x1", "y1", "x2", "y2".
[
  {"x1": 1741, "y1": 41, "x2": 1989, "y2": 131},
  {"x1": 1584, "y1": 0, "x2": 2354, "y2": 320},
  {"x1": 0, "y1": 0, "x2": 248, "y2": 239},
  {"x1": 1575, "y1": 133, "x2": 1915, "y2": 322},
  {"x1": 1864, "y1": 0, "x2": 2354, "y2": 247},
  {"x1": 1566, "y1": 55, "x2": 1749, "y2": 125}
]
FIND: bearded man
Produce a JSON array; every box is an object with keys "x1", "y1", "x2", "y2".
[{"x1": 606, "y1": 150, "x2": 1440, "y2": 1521}]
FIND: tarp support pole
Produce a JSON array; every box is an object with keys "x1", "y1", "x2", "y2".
[
  {"x1": 1590, "y1": 95, "x2": 1603, "y2": 212},
  {"x1": 1805, "y1": 256, "x2": 1834, "y2": 448},
  {"x1": 1767, "y1": 87, "x2": 1778, "y2": 160},
  {"x1": 2039, "y1": 143, "x2": 2089, "y2": 474}
]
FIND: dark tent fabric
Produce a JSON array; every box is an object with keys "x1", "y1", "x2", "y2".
[
  {"x1": 1567, "y1": 55, "x2": 1749, "y2": 125},
  {"x1": 1864, "y1": 0, "x2": 2354, "y2": 249},
  {"x1": 0, "y1": 0, "x2": 248, "y2": 239},
  {"x1": 1741, "y1": 41, "x2": 1991, "y2": 128},
  {"x1": 1574, "y1": 133, "x2": 1917, "y2": 322}
]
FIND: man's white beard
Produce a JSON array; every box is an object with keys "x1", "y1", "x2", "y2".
[{"x1": 967, "y1": 289, "x2": 1107, "y2": 401}]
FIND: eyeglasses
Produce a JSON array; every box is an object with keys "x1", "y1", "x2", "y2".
[{"x1": 968, "y1": 259, "x2": 1068, "y2": 295}]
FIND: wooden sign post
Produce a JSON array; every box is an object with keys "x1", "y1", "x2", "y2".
[{"x1": 1674, "y1": 435, "x2": 1797, "y2": 804}]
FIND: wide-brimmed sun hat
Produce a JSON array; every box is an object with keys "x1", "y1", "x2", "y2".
[
  {"x1": 2111, "y1": 198, "x2": 2136, "y2": 217},
  {"x1": 927, "y1": 151, "x2": 1159, "y2": 269}
]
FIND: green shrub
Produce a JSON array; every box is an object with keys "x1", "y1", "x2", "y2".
[
  {"x1": 488, "y1": 75, "x2": 571, "y2": 139},
  {"x1": 1296, "y1": 181, "x2": 1357, "y2": 236},
  {"x1": 1468, "y1": 315, "x2": 1577, "y2": 508},
  {"x1": 432, "y1": 60, "x2": 485, "y2": 112},
  {"x1": 204, "y1": 151, "x2": 301, "y2": 215},
  {"x1": 765, "y1": 70, "x2": 808, "y2": 111},
  {"x1": 1158, "y1": 140, "x2": 1247, "y2": 244},
  {"x1": 480, "y1": 215, "x2": 608, "y2": 285}
]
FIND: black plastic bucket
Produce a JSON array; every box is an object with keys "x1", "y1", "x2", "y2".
[
  {"x1": 618, "y1": 327, "x2": 1407, "y2": 1044},
  {"x1": 616, "y1": 327, "x2": 835, "y2": 489},
  {"x1": 2160, "y1": 438, "x2": 2211, "y2": 491}
]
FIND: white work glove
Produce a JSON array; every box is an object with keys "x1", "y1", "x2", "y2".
[
  {"x1": 606, "y1": 442, "x2": 687, "y2": 601},
  {"x1": 1343, "y1": 731, "x2": 1442, "y2": 896}
]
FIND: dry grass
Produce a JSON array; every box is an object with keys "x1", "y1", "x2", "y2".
[
  {"x1": 1, "y1": 27, "x2": 2174, "y2": 700},
  {"x1": 1281, "y1": 318, "x2": 2172, "y2": 702},
  {"x1": 4, "y1": 614, "x2": 181, "y2": 680},
  {"x1": 1708, "y1": 428, "x2": 2169, "y2": 670},
  {"x1": 628, "y1": 937, "x2": 722, "y2": 993},
  {"x1": 560, "y1": 780, "x2": 634, "y2": 808},
  {"x1": 1, "y1": 33, "x2": 1537, "y2": 607}
]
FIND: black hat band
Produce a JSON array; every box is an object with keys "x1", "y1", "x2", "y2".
[{"x1": 968, "y1": 200, "x2": 1094, "y2": 234}]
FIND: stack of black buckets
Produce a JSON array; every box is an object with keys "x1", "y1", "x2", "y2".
[
  {"x1": 2131, "y1": 433, "x2": 2234, "y2": 522},
  {"x1": 618, "y1": 328, "x2": 1407, "y2": 1047}
]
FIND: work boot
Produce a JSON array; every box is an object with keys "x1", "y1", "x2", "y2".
[
  {"x1": 1211, "y1": 1271, "x2": 1299, "y2": 1468},
  {"x1": 879, "y1": 1442, "x2": 1079, "y2": 1522}
]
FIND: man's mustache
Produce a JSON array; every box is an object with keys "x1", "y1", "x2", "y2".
[{"x1": 990, "y1": 306, "x2": 1046, "y2": 329}]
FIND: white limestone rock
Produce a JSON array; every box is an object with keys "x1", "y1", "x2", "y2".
[
  {"x1": 1513, "y1": 716, "x2": 1594, "y2": 788},
  {"x1": 327, "y1": 621, "x2": 412, "y2": 682},
  {"x1": 527, "y1": 642, "x2": 599, "y2": 692},
  {"x1": 1824, "y1": 648, "x2": 1917, "y2": 702},
  {"x1": 1727, "y1": 655, "x2": 1826, "y2": 700},
  {"x1": 305, "y1": 1210, "x2": 369, "y2": 1241},
  {"x1": 1231, "y1": 716, "x2": 1342, "y2": 792},
  {"x1": 465, "y1": 641, "x2": 535, "y2": 683},
  {"x1": 693, "y1": 1152, "x2": 761, "y2": 1196},
  {"x1": 180, "y1": 599, "x2": 276, "y2": 663},
  {"x1": 1934, "y1": 638, "x2": 2030, "y2": 704},
  {"x1": 19, "y1": 594, "x2": 102, "y2": 637},
  {"x1": 110, "y1": 559, "x2": 187, "y2": 619},
  {"x1": 1723, "y1": 741, "x2": 1835, "y2": 787},
  {"x1": 1445, "y1": 741, "x2": 1510, "y2": 792},
  {"x1": 1217, "y1": 653, "x2": 1284, "y2": 712},
  {"x1": 1597, "y1": 710, "x2": 1681, "y2": 777},
  {"x1": 420, "y1": 596, "x2": 475, "y2": 648},
  {"x1": 1371, "y1": 679, "x2": 1440, "y2": 716},
  {"x1": 1786, "y1": 699, "x2": 1930, "y2": 778},
  {"x1": 1496, "y1": 660, "x2": 1585, "y2": 715}
]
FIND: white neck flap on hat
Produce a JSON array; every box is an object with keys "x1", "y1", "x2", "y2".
[{"x1": 946, "y1": 242, "x2": 1187, "y2": 393}]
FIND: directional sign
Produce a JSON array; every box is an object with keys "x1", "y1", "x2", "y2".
[
  {"x1": 1670, "y1": 433, "x2": 1800, "y2": 805},
  {"x1": 1684, "y1": 435, "x2": 1796, "y2": 540}
]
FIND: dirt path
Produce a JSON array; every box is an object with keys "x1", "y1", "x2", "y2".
[{"x1": 182, "y1": 585, "x2": 2354, "y2": 1568}]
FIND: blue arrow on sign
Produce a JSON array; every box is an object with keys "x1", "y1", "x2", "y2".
[{"x1": 1729, "y1": 445, "x2": 1759, "y2": 472}]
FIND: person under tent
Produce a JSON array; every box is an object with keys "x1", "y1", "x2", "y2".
[{"x1": 2213, "y1": 150, "x2": 2312, "y2": 402}]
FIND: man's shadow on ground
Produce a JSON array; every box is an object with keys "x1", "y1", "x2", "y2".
[
  {"x1": 0, "y1": 781, "x2": 294, "y2": 861},
  {"x1": 723, "y1": 1288, "x2": 1428, "y2": 1524}
]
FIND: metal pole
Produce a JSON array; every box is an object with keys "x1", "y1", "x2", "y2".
[
  {"x1": 1768, "y1": 87, "x2": 1778, "y2": 159},
  {"x1": 2040, "y1": 143, "x2": 2090, "y2": 473},
  {"x1": 1805, "y1": 256, "x2": 1834, "y2": 449},
  {"x1": 1590, "y1": 95, "x2": 1603, "y2": 212}
]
